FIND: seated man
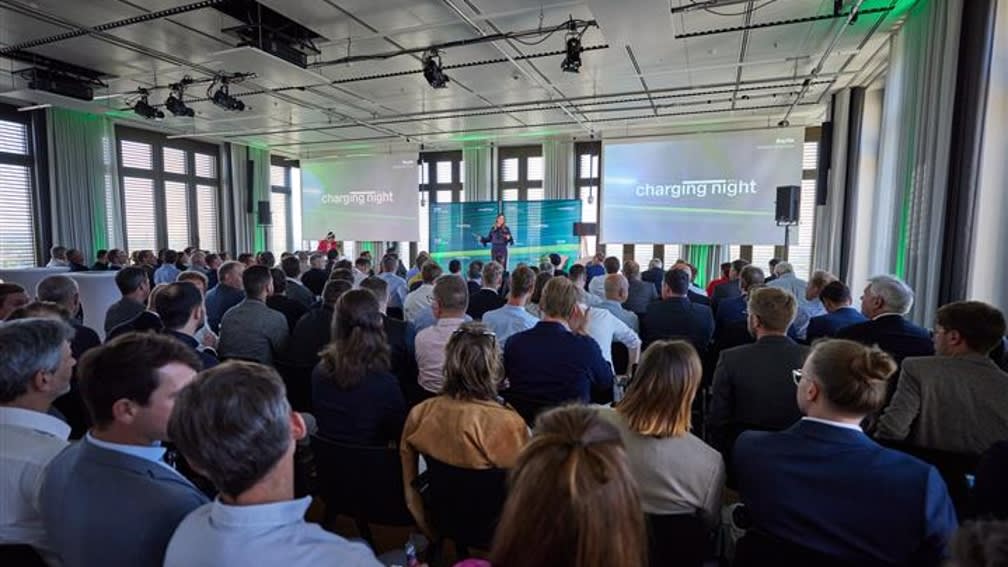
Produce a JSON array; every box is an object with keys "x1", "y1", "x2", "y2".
[
  {"x1": 280, "y1": 255, "x2": 316, "y2": 309},
  {"x1": 66, "y1": 249, "x2": 89, "y2": 272},
  {"x1": 40, "y1": 333, "x2": 209, "y2": 567},
  {"x1": 792, "y1": 270, "x2": 833, "y2": 340},
  {"x1": 642, "y1": 268, "x2": 714, "y2": 354},
  {"x1": 805, "y1": 281, "x2": 867, "y2": 342},
  {"x1": 288, "y1": 279, "x2": 352, "y2": 369},
  {"x1": 218, "y1": 266, "x2": 289, "y2": 365},
  {"x1": 504, "y1": 277, "x2": 614, "y2": 416},
  {"x1": 707, "y1": 287, "x2": 809, "y2": 455},
  {"x1": 266, "y1": 268, "x2": 308, "y2": 333},
  {"x1": 621, "y1": 260, "x2": 657, "y2": 315},
  {"x1": 0, "y1": 283, "x2": 30, "y2": 320},
  {"x1": 876, "y1": 301, "x2": 1008, "y2": 454},
  {"x1": 714, "y1": 265, "x2": 765, "y2": 330},
  {"x1": 710, "y1": 259, "x2": 749, "y2": 313},
  {"x1": 104, "y1": 267, "x2": 150, "y2": 334},
  {"x1": 300, "y1": 253, "x2": 328, "y2": 297},
  {"x1": 641, "y1": 258, "x2": 665, "y2": 295},
  {"x1": 377, "y1": 254, "x2": 409, "y2": 310},
  {"x1": 403, "y1": 261, "x2": 442, "y2": 323},
  {"x1": 46, "y1": 245, "x2": 68, "y2": 268},
  {"x1": 483, "y1": 265, "x2": 539, "y2": 346},
  {"x1": 837, "y1": 275, "x2": 934, "y2": 366},
  {"x1": 598, "y1": 273, "x2": 639, "y2": 333},
  {"x1": 588, "y1": 256, "x2": 621, "y2": 299},
  {"x1": 360, "y1": 276, "x2": 420, "y2": 403},
  {"x1": 164, "y1": 362, "x2": 382, "y2": 567},
  {"x1": 567, "y1": 264, "x2": 604, "y2": 307},
  {"x1": 0, "y1": 319, "x2": 75, "y2": 562},
  {"x1": 205, "y1": 261, "x2": 245, "y2": 333},
  {"x1": 415, "y1": 275, "x2": 470, "y2": 394},
  {"x1": 154, "y1": 250, "x2": 182, "y2": 285},
  {"x1": 153, "y1": 282, "x2": 219, "y2": 370},
  {"x1": 467, "y1": 261, "x2": 506, "y2": 320}
]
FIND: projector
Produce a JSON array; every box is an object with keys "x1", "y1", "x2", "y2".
[{"x1": 27, "y1": 69, "x2": 94, "y2": 101}]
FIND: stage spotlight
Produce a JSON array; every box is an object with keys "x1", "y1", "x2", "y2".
[
  {"x1": 561, "y1": 20, "x2": 583, "y2": 73},
  {"x1": 210, "y1": 80, "x2": 245, "y2": 111},
  {"x1": 133, "y1": 89, "x2": 164, "y2": 120},
  {"x1": 165, "y1": 79, "x2": 195, "y2": 117},
  {"x1": 422, "y1": 49, "x2": 449, "y2": 89}
]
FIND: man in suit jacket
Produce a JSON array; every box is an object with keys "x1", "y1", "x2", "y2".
[
  {"x1": 40, "y1": 333, "x2": 209, "y2": 567},
  {"x1": 710, "y1": 259, "x2": 749, "y2": 313},
  {"x1": 105, "y1": 267, "x2": 150, "y2": 334},
  {"x1": 280, "y1": 256, "x2": 316, "y2": 308},
  {"x1": 714, "y1": 265, "x2": 764, "y2": 336},
  {"x1": 300, "y1": 253, "x2": 328, "y2": 297},
  {"x1": 467, "y1": 261, "x2": 506, "y2": 320},
  {"x1": 642, "y1": 268, "x2": 714, "y2": 354},
  {"x1": 289, "y1": 280, "x2": 351, "y2": 369},
  {"x1": 641, "y1": 258, "x2": 665, "y2": 295},
  {"x1": 218, "y1": 266, "x2": 289, "y2": 365},
  {"x1": 621, "y1": 259, "x2": 657, "y2": 315},
  {"x1": 806, "y1": 281, "x2": 867, "y2": 342},
  {"x1": 708, "y1": 287, "x2": 809, "y2": 455},
  {"x1": 836, "y1": 275, "x2": 934, "y2": 365},
  {"x1": 876, "y1": 301, "x2": 1008, "y2": 454}
]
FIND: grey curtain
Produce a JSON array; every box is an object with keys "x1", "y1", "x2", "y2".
[
  {"x1": 224, "y1": 143, "x2": 270, "y2": 255},
  {"x1": 46, "y1": 108, "x2": 121, "y2": 257},
  {"x1": 462, "y1": 144, "x2": 493, "y2": 201},
  {"x1": 543, "y1": 138, "x2": 575, "y2": 199}
]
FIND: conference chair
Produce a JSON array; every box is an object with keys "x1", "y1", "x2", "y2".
[
  {"x1": 310, "y1": 435, "x2": 414, "y2": 546},
  {"x1": 876, "y1": 439, "x2": 981, "y2": 521},
  {"x1": 611, "y1": 342, "x2": 630, "y2": 376},
  {"x1": 501, "y1": 391, "x2": 557, "y2": 428},
  {"x1": 734, "y1": 529, "x2": 895, "y2": 567},
  {"x1": 386, "y1": 306, "x2": 405, "y2": 320},
  {"x1": 273, "y1": 359, "x2": 314, "y2": 413},
  {"x1": 645, "y1": 512, "x2": 711, "y2": 567},
  {"x1": 0, "y1": 544, "x2": 47, "y2": 567}
]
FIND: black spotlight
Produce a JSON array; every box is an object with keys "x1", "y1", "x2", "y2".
[
  {"x1": 133, "y1": 89, "x2": 164, "y2": 120},
  {"x1": 165, "y1": 79, "x2": 195, "y2": 117},
  {"x1": 561, "y1": 31, "x2": 583, "y2": 73},
  {"x1": 210, "y1": 81, "x2": 245, "y2": 112},
  {"x1": 422, "y1": 49, "x2": 449, "y2": 89}
]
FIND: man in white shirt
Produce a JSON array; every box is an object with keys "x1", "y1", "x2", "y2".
[
  {"x1": 588, "y1": 256, "x2": 621, "y2": 299},
  {"x1": 415, "y1": 275, "x2": 469, "y2": 394},
  {"x1": 403, "y1": 261, "x2": 443, "y2": 323},
  {"x1": 353, "y1": 257, "x2": 372, "y2": 288},
  {"x1": 585, "y1": 302, "x2": 641, "y2": 372},
  {"x1": 164, "y1": 362, "x2": 381, "y2": 567},
  {"x1": 0, "y1": 319, "x2": 76, "y2": 561},
  {"x1": 377, "y1": 255, "x2": 408, "y2": 309}
]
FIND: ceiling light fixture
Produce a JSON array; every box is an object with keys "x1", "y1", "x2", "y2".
[
  {"x1": 133, "y1": 88, "x2": 164, "y2": 120},
  {"x1": 208, "y1": 74, "x2": 246, "y2": 111},
  {"x1": 422, "y1": 49, "x2": 449, "y2": 89},
  {"x1": 561, "y1": 17, "x2": 584, "y2": 73},
  {"x1": 165, "y1": 76, "x2": 195, "y2": 117}
]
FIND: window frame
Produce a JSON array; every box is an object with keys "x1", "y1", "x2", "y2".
[
  {"x1": 498, "y1": 145, "x2": 543, "y2": 202},
  {"x1": 0, "y1": 105, "x2": 42, "y2": 267},
  {"x1": 269, "y1": 155, "x2": 299, "y2": 253}
]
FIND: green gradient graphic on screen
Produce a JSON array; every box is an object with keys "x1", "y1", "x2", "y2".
[{"x1": 429, "y1": 200, "x2": 582, "y2": 268}]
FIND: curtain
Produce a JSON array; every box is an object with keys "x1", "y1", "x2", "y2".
[
  {"x1": 543, "y1": 138, "x2": 575, "y2": 200},
  {"x1": 462, "y1": 144, "x2": 492, "y2": 201},
  {"x1": 225, "y1": 143, "x2": 271, "y2": 255},
  {"x1": 46, "y1": 108, "x2": 121, "y2": 258},
  {"x1": 683, "y1": 244, "x2": 724, "y2": 289}
]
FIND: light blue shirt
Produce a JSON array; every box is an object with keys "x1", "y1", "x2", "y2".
[
  {"x1": 164, "y1": 497, "x2": 381, "y2": 567},
  {"x1": 154, "y1": 263, "x2": 182, "y2": 285},
  {"x1": 378, "y1": 272, "x2": 408, "y2": 308},
  {"x1": 482, "y1": 304, "x2": 539, "y2": 346},
  {"x1": 413, "y1": 306, "x2": 473, "y2": 333},
  {"x1": 84, "y1": 433, "x2": 177, "y2": 475}
]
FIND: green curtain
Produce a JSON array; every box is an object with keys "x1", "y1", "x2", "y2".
[{"x1": 684, "y1": 244, "x2": 712, "y2": 288}]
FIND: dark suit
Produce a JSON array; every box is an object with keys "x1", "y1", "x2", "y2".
[
  {"x1": 266, "y1": 295, "x2": 307, "y2": 333},
  {"x1": 383, "y1": 314, "x2": 421, "y2": 405},
  {"x1": 312, "y1": 366, "x2": 407, "y2": 446},
  {"x1": 688, "y1": 289, "x2": 711, "y2": 306},
  {"x1": 641, "y1": 297, "x2": 714, "y2": 353},
  {"x1": 40, "y1": 438, "x2": 209, "y2": 567},
  {"x1": 163, "y1": 330, "x2": 218, "y2": 370},
  {"x1": 466, "y1": 280, "x2": 482, "y2": 297},
  {"x1": 707, "y1": 336, "x2": 809, "y2": 454},
  {"x1": 288, "y1": 305, "x2": 334, "y2": 368},
  {"x1": 710, "y1": 280, "x2": 741, "y2": 313},
  {"x1": 975, "y1": 441, "x2": 1008, "y2": 520},
  {"x1": 714, "y1": 295, "x2": 747, "y2": 329},
  {"x1": 623, "y1": 278, "x2": 657, "y2": 314},
  {"x1": 104, "y1": 297, "x2": 146, "y2": 334},
  {"x1": 467, "y1": 288, "x2": 505, "y2": 320},
  {"x1": 300, "y1": 268, "x2": 327, "y2": 297},
  {"x1": 52, "y1": 321, "x2": 101, "y2": 439},
  {"x1": 806, "y1": 307, "x2": 868, "y2": 342},
  {"x1": 641, "y1": 267, "x2": 664, "y2": 295},
  {"x1": 735, "y1": 420, "x2": 957, "y2": 566},
  {"x1": 835, "y1": 314, "x2": 934, "y2": 366}
]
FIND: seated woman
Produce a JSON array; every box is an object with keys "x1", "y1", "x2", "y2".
[
  {"x1": 400, "y1": 322, "x2": 528, "y2": 535},
  {"x1": 599, "y1": 340, "x2": 724, "y2": 526},
  {"x1": 312, "y1": 289, "x2": 406, "y2": 446},
  {"x1": 734, "y1": 339, "x2": 958, "y2": 566},
  {"x1": 458, "y1": 405, "x2": 645, "y2": 567}
]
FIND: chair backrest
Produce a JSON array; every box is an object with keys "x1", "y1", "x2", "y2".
[
  {"x1": 876, "y1": 439, "x2": 981, "y2": 520},
  {"x1": 310, "y1": 434, "x2": 413, "y2": 526},
  {"x1": 423, "y1": 455, "x2": 508, "y2": 550},
  {"x1": 645, "y1": 513, "x2": 710, "y2": 567},
  {"x1": 387, "y1": 306, "x2": 405, "y2": 321},
  {"x1": 500, "y1": 391, "x2": 555, "y2": 428},
  {"x1": 0, "y1": 544, "x2": 47, "y2": 567},
  {"x1": 734, "y1": 529, "x2": 893, "y2": 567},
  {"x1": 611, "y1": 342, "x2": 630, "y2": 376}
]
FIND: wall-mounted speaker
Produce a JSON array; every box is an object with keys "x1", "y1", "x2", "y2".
[
  {"x1": 245, "y1": 159, "x2": 255, "y2": 213},
  {"x1": 775, "y1": 185, "x2": 800, "y2": 224},
  {"x1": 257, "y1": 200, "x2": 271, "y2": 225}
]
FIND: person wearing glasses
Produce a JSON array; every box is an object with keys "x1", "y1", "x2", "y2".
[
  {"x1": 734, "y1": 339, "x2": 957, "y2": 565},
  {"x1": 400, "y1": 322, "x2": 529, "y2": 535}
]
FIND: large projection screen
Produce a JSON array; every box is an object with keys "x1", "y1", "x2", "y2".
[
  {"x1": 301, "y1": 153, "x2": 419, "y2": 242},
  {"x1": 601, "y1": 128, "x2": 804, "y2": 245}
]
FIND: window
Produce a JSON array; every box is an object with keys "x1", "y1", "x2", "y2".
[
  {"x1": 269, "y1": 159, "x2": 295, "y2": 254},
  {"x1": 418, "y1": 150, "x2": 463, "y2": 257},
  {"x1": 576, "y1": 142, "x2": 601, "y2": 256},
  {"x1": 662, "y1": 245, "x2": 683, "y2": 269},
  {"x1": 270, "y1": 191, "x2": 288, "y2": 254},
  {"x1": 498, "y1": 146, "x2": 543, "y2": 202},
  {"x1": 604, "y1": 243, "x2": 623, "y2": 259},
  {"x1": 0, "y1": 116, "x2": 36, "y2": 268},
  {"x1": 115, "y1": 127, "x2": 221, "y2": 253}
]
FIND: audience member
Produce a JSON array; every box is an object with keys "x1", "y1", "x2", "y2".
[
  {"x1": 710, "y1": 259, "x2": 749, "y2": 312},
  {"x1": 401, "y1": 323, "x2": 529, "y2": 534},
  {"x1": 258, "y1": 251, "x2": 276, "y2": 269},
  {"x1": 359, "y1": 276, "x2": 419, "y2": 404},
  {"x1": 108, "y1": 248, "x2": 127, "y2": 270},
  {"x1": 280, "y1": 256, "x2": 315, "y2": 308},
  {"x1": 0, "y1": 283, "x2": 29, "y2": 320},
  {"x1": 641, "y1": 258, "x2": 665, "y2": 295},
  {"x1": 164, "y1": 362, "x2": 382, "y2": 567},
  {"x1": 706, "y1": 262, "x2": 732, "y2": 297},
  {"x1": 176, "y1": 271, "x2": 218, "y2": 350},
  {"x1": 708, "y1": 287, "x2": 808, "y2": 454},
  {"x1": 266, "y1": 267, "x2": 308, "y2": 333},
  {"x1": 671, "y1": 260, "x2": 708, "y2": 299},
  {"x1": 805, "y1": 281, "x2": 867, "y2": 342},
  {"x1": 764, "y1": 263, "x2": 812, "y2": 339},
  {"x1": 600, "y1": 340, "x2": 724, "y2": 525},
  {"x1": 585, "y1": 252, "x2": 606, "y2": 285},
  {"x1": 448, "y1": 258, "x2": 463, "y2": 276},
  {"x1": 316, "y1": 231, "x2": 338, "y2": 253},
  {"x1": 642, "y1": 268, "x2": 714, "y2": 354},
  {"x1": 734, "y1": 339, "x2": 957, "y2": 565},
  {"x1": 483, "y1": 266, "x2": 539, "y2": 346},
  {"x1": 0, "y1": 319, "x2": 75, "y2": 561},
  {"x1": 218, "y1": 266, "x2": 288, "y2": 365},
  {"x1": 36, "y1": 275, "x2": 100, "y2": 359},
  {"x1": 836, "y1": 275, "x2": 934, "y2": 365},
  {"x1": 137, "y1": 249, "x2": 157, "y2": 286},
  {"x1": 793, "y1": 270, "x2": 834, "y2": 339},
  {"x1": 301, "y1": 253, "x2": 328, "y2": 297},
  {"x1": 584, "y1": 285, "x2": 641, "y2": 371},
  {"x1": 598, "y1": 273, "x2": 639, "y2": 333},
  {"x1": 588, "y1": 256, "x2": 621, "y2": 299},
  {"x1": 289, "y1": 279, "x2": 352, "y2": 369},
  {"x1": 525, "y1": 271, "x2": 552, "y2": 319},
  {"x1": 353, "y1": 257, "x2": 372, "y2": 287},
  {"x1": 104, "y1": 267, "x2": 150, "y2": 333},
  {"x1": 538, "y1": 260, "x2": 554, "y2": 276},
  {"x1": 465, "y1": 259, "x2": 484, "y2": 295},
  {"x1": 152, "y1": 282, "x2": 218, "y2": 370},
  {"x1": 154, "y1": 250, "x2": 182, "y2": 284},
  {"x1": 549, "y1": 253, "x2": 566, "y2": 277},
  {"x1": 40, "y1": 333, "x2": 209, "y2": 567},
  {"x1": 187, "y1": 251, "x2": 209, "y2": 275},
  {"x1": 406, "y1": 252, "x2": 430, "y2": 283},
  {"x1": 622, "y1": 260, "x2": 657, "y2": 315},
  {"x1": 974, "y1": 442, "x2": 1008, "y2": 520},
  {"x1": 568, "y1": 263, "x2": 603, "y2": 307},
  {"x1": 949, "y1": 520, "x2": 1008, "y2": 567},
  {"x1": 66, "y1": 249, "x2": 89, "y2": 272},
  {"x1": 237, "y1": 252, "x2": 256, "y2": 267},
  {"x1": 468, "y1": 261, "x2": 506, "y2": 320},
  {"x1": 503, "y1": 277, "x2": 614, "y2": 419},
  {"x1": 713, "y1": 265, "x2": 764, "y2": 350},
  {"x1": 378, "y1": 254, "x2": 408, "y2": 309},
  {"x1": 46, "y1": 245, "x2": 68, "y2": 268},
  {"x1": 488, "y1": 405, "x2": 646, "y2": 567},
  {"x1": 764, "y1": 258, "x2": 781, "y2": 283},
  {"x1": 403, "y1": 261, "x2": 442, "y2": 322},
  {"x1": 876, "y1": 301, "x2": 1008, "y2": 453},
  {"x1": 92, "y1": 249, "x2": 110, "y2": 271},
  {"x1": 312, "y1": 290, "x2": 406, "y2": 445},
  {"x1": 204, "y1": 261, "x2": 245, "y2": 333},
  {"x1": 416, "y1": 275, "x2": 470, "y2": 394}
]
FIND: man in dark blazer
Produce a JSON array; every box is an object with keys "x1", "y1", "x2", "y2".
[
  {"x1": 714, "y1": 265, "x2": 764, "y2": 333},
  {"x1": 467, "y1": 261, "x2": 506, "y2": 320},
  {"x1": 288, "y1": 280, "x2": 351, "y2": 369},
  {"x1": 642, "y1": 269, "x2": 714, "y2": 354},
  {"x1": 465, "y1": 260, "x2": 484, "y2": 297},
  {"x1": 622, "y1": 259, "x2": 658, "y2": 315},
  {"x1": 836, "y1": 275, "x2": 933, "y2": 365},
  {"x1": 806, "y1": 281, "x2": 867, "y2": 342},
  {"x1": 710, "y1": 259, "x2": 749, "y2": 313},
  {"x1": 360, "y1": 277, "x2": 422, "y2": 405},
  {"x1": 707, "y1": 287, "x2": 809, "y2": 455},
  {"x1": 876, "y1": 301, "x2": 1008, "y2": 454},
  {"x1": 40, "y1": 333, "x2": 209, "y2": 567},
  {"x1": 641, "y1": 258, "x2": 665, "y2": 295}
]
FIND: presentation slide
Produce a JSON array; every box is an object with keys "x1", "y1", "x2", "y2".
[
  {"x1": 301, "y1": 153, "x2": 419, "y2": 242},
  {"x1": 601, "y1": 128, "x2": 804, "y2": 245},
  {"x1": 429, "y1": 200, "x2": 582, "y2": 268}
]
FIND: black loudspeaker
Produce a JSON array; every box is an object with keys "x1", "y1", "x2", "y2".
[
  {"x1": 573, "y1": 222, "x2": 598, "y2": 237},
  {"x1": 816, "y1": 120, "x2": 833, "y2": 205},
  {"x1": 257, "y1": 200, "x2": 271, "y2": 225},
  {"x1": 245, "y1": 159, "x2": 255, "y2": 213},
  {"x1": 775, "y1": 186, "x2": 800, "y2": 224}
]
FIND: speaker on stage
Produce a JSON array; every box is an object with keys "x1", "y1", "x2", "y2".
[
  {"x1": 573, "y1": 222, "x2": 598, "y2": 237},
  {"x1": 775, "y1": 186, "x2": 800, "y2": 224},
  {"x1": 257, "y1": 200, "x2": 272, "y2": 225}
]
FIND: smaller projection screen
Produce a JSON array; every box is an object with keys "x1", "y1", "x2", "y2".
[
  {"x1": 601, "y1": 128, "x2": 804, "y2": 245},
  {"x1": 301, "y1": 153, "x2": 419, "y2": 242},
  {"x1": 429, "y1": 200, "x2": 582, "y2": 268}
]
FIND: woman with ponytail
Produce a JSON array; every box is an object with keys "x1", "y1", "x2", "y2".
[
  {"x1": 312, "y1": 289, "x2": 407, "y2": 445},
  {"x1": 733, "y1": 339, "x2": 958, "y2": 566}
]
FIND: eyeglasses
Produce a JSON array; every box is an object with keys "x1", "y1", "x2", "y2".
[
  {"x1": 792, "y1": 369, "x2": 803, "y2": 386},
  {"x1": 452, "y1": 327, "x2": 497, "y2": 340}
]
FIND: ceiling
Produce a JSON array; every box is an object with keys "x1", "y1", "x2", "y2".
[{"x1": 0, "y1": 0, "x2": 914, "y2": 157}]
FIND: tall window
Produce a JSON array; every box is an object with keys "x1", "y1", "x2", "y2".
[
  {"x1": 418, "y1": 150, "x2": 463, "y2": 254},
  {"x1": 116, "y1": 127, "x2": 220, "y2": 252},
  {"x1": 575, "y1": 142, "x2": 600, "y2": 255},
  {"x1": 0, "y1": 116, "x2": 36, "y2": 267},
  {"x1": 499, "y1": 146, "x2": 543, "y2": 202},
  {"x1": 270, "y1": 157, "x2": 301, "y2": 254}
]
